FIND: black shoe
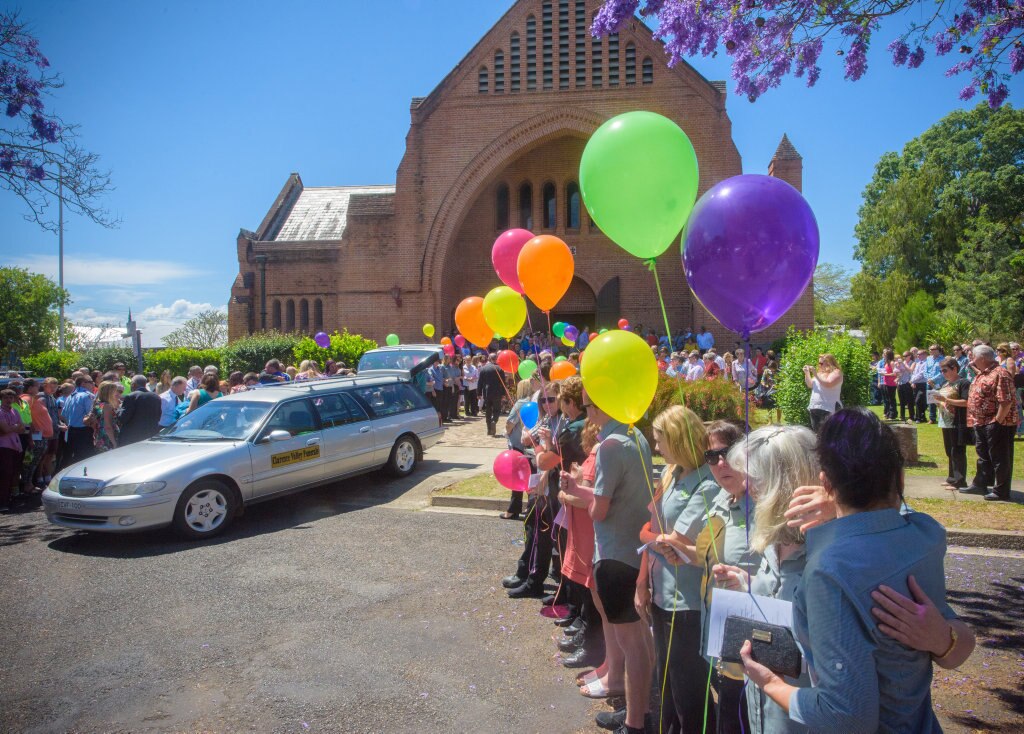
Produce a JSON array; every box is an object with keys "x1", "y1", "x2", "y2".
[
  {"x1": 562, "y1": 645, "x2": 604, "y2": 668},
  {"x1": 563, "y1": 617, "x2": 584, "y2": 635},
  {"x1": 984, "y1": 492, "x2": 1010, "y2": 502},
  {"x1": 554, "y1": 614, "x2": 577, "y2": 628},
  {"x1": 958, "y1": 485, "x2": 987, "y2": 495},
  {"x1": 596, "y1": 708, "x2": 627, "y2": 731},
  {"x1": 507, "y1": 582, "x2": 545, "y2": 599},
  {"x1": 558, "y1": 628, "x2": 585, "y2": 652},
  {"x1": 502, "y1": 574, "x2": 526, "y2": 589},
  {"x1": 541, "y1": 592, "x2": 568, "y2": 606},
  {"x1": 612, "y1": 724, "x2": 646, "y2": 734}
]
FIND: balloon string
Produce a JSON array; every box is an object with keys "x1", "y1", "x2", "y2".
[{"x1": 629, "y1": 424, "x2": 664, "y2": 535}]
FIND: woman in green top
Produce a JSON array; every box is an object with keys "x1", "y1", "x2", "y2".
[{"x1": 186, "y1": 374, "x2": 224, "y2": 415}]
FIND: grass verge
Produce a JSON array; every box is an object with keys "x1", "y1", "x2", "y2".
[{"x1": 906, "y1": 497, "x2": 1024, "y2": 532}]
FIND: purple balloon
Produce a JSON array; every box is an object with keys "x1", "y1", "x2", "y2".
[
  {"x1": 563, "y1": 325, "x2": 579, "y2": 342},
  {"x1": 682, "y1": 175, "x2": 818, "y2": 335},
  {"x1": 314, "y1": 331, "x2": 330, "y2": 349}
]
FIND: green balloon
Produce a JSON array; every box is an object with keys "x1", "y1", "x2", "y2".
[
  {"x1": 552, "y1": 321, "x2": 566, "y2": 338},
  {"x1": 579, "y1": 111, "x2": 699, "y2": 260},
  {"x1": 518, "y1": 359, "x2": 538, "y2": 380},
  {"x1": 386, "y1": 333, "x2": 400, "y2": 346},
  {"x1": 600, "y1": 329, "x2": 608, "y2": 334},
  {"x1": 555, "y1": 356, "x2": 567, "y2": 362}
]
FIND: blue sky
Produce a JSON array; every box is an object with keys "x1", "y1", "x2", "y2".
[{"x1": 1, "y1": 0, "x2": 1020, "y2": 345}]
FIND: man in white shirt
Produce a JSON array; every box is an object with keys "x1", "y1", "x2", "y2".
[
  {"x1": 685, "y1": 351, "x2": 705, "y2": 381},
  {"x1": 159, "y1": 377, "x2": 188, "y2": 427}
]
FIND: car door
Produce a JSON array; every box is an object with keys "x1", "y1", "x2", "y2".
[
  {"x1": 248, "y1": 398, "x2": 325, "y2": 498},
  {"x1": 312, "y1": 391, "x2": 375, "y2": 479},
  {"x1": 350, "y1": 382, "x2": 427, "y2": 465}
]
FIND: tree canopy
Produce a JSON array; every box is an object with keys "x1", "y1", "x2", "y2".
[
  {"x1": 0, "y1": 267, "x2": 69, "y2": 356},
  {"x1": 813, "y1": 263, "x2": 861, "y2": 327},
  {"x1": 163, "y1": 310, "x2": 228, "y2": 350},
  {"x1": 851, "y1": 102, "x2": 1024, "y2": 345}
]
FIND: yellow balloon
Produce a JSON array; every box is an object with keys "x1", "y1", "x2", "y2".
[
  {"x1": 580, "y1": 330, "x2": 658, "y2": 425},
  {"x1": 423, "y1": 323, "x2": 435, "y2": 338},
  {"x1": 561, "y1": 336, "x2": 575, "y2": 347},
  {"x1": 482, "y1": 285, "x2": 527, "y2": 338}
]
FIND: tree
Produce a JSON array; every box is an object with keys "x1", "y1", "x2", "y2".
[
  {"x1": 0, "y1": 266, "x2": 69, "y2": 356},
  {"x1": 851, "y1": 103, "x2": 1024, "y2": 344},
  {"x1": 894, "y1": 290, "x2": 939, "y2": 352},
  {"x1": 813, "y1": 262, "x2": 861, "y2": 327},
  {"x1": 1, "y1": 11, "x2": 114, "y2": 231},
  {"x1": 163, "y1": 310, "x2": 228, "y2": 349},
  {"x1": 594, "y1": 1, "x2": 1022, "y2": 107}
]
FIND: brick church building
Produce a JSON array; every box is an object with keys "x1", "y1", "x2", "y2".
[{"x1": 227, "y1": 0, "x2": 812, "y2": 345}]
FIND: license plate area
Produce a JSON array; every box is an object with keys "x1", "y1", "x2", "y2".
[{"x1": 57, "y1": 500, "x2": 85, "y2": 511}]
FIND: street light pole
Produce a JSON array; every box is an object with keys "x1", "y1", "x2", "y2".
[{"x1": 58, "y1": 164, "x2": 65, "y2": 351}]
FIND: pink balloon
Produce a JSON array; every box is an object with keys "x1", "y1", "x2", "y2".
[
  {"x1": 454, "y1": 335, "x2": 467, "y2": 348},
  {"x1": 493, "y1": 450, "x2": 531, "y2": 492},
  {"x1": 443, "y1": 343, "x2": 455, "y2": 356},
  {"x1": 492, "y1": 228, "x2": 535, "y2": 294}
]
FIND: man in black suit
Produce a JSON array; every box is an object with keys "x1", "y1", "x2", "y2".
[
  {"x1": 117, "y1": 375, "x2": 163, "y2": 445},
  {"x1": 476, "y1": 353, "x2": 505, "y2": 437}
]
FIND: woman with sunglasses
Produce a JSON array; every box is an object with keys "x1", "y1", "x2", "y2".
[
  {"x1": 931, "y1": 357, "x2": 972, "y2": 490},
  {"x1": 803, "y1": 353, "x2": 843, "y2": 432}
]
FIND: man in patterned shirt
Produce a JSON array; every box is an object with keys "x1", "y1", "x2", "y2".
[{"x1": 961, "y1": 345, "x2": 1019, "y2": 502}]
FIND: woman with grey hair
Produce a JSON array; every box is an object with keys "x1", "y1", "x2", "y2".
[{"x1": 711, "y1": 425, "x2": 819, "y2": 734}]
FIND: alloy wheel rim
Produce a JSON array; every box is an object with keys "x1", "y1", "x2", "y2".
[
  {"x1": 185, "y1": 488, "x2": 228, "y2": 533},
  {"x1": 396, "y1": 441, "x2": 415, "y2": 472}
]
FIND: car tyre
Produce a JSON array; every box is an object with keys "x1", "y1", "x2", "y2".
[
  {"x1": 173, "y1": 479, "x2": 236, "y2": 540},
  {"x1": 386, "y1": 435, "x2": 419, "y2": 478}
]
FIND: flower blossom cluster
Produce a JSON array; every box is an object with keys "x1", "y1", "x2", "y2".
[{"x1": 593, "y1": 0, "x2": 1022, "y2": 108}]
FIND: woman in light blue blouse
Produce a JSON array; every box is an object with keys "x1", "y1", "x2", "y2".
[{"x1": 740, "y1": 408, "x2": 975, "y2": 733}]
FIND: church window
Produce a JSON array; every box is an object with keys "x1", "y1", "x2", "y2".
[
  {"x1": 643, "y1": 57, "x2": 654, "y2": 84},
  {"x1": 299, "y1": 299, "x2": 309, "y2": 333},
  {"x1": 625, "y1": 43, "x2": 636, "y2": 84},
  {"x1": 496, "y1": 183, "x2": 510, "y2": 231},
  {"x1": 510, "y1": 33, "x2": 521, "y2": 92},
  {"x1": 286, "y1": 300, "x2": 296, "y2": 332},
  {"x1": 543, "y1": 182, "x2": 557, "y2": 229},
  {"x1": 608, "y1": 33, "x2": 620, "y2": 86},
  {"x1": 494, "y1": 50, "x2": 505, "y2": 93},
  {"x1": 574, "y1": 1, "x2": 586, "y2": 88},
  {"x1": 272, "y1": 300, "x2": 282, "y2": 331},
  {"x1": 591, "y1": 29, "x2": 603, "y2": 87},
  {"x1": 478, "y1": 66, "x2": 488, "y2": 94},
  {"x1": 558, "y1": 0, "x2": 569, "y2": 90},
  {"x1": 519, "y1": 183, "x2": 533, "y2": 230},
  {"x1": 542, "y1": 2, "x2": 553, "y2": 90},
  {"x1": 526, "y1": 16, "x2": 537, "y2": 90},
  {"x1": 566, "y1": 182, "x2": 581, "y2": 230},
  {"x1": 314, "y1": 299, "x2": 324, "y2": 333}
]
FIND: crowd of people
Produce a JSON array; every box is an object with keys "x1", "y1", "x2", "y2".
[
  {"x1": 496, "y1": 356, "x2": 979, "y2": 733},
  {"x1": 0, "y1": 357, "x2": 355, "y2": 513}
]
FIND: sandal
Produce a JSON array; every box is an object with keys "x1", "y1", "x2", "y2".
[
  {"x1": 579, "y1": 678, "x2": 624, "y2": 699},
  {"x1": 575, "y1": 669, "x2": 599, "y2": 685},
  {"x1": 499, "y1": 512, "x2": 519, "y2": 520}
]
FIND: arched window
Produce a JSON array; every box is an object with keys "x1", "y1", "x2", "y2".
[
  {"x1": 566, "y1": 182, "x2": 581, "y2": 229},
  {"x1": 526, "y1": 16, "x2": 537, "y2": 90},
  {"x1": 478, "y1": 66, "x2": 489, "y2": 94},
  {"x1": 542, "y1": 2, "x2": 553, "y2": 89},
  {"x1": 285, "y1": 299, "x2": 295, "y2": 332},
  {"x1": 519, "y1": 182, "x2": 533, "y2": 230},
  {"x1": 272, "y1": 299, "x2": 282, "y2": 330},
  {"x1": 625, "y1": 43, "x2": 636, "y2": 84},
  {"x1": 314, "y1": 299, "x2": 324, "y2": 333},
  {"x1": 558, "y1": 0, "x2": 570, "y2": 89},
  {"x1": 574, "y1": 1, "x2": 586, "y2": 88},
  {"x1": 591, "y1": 29, "x2": 603, "y2": 87},
  {"x1": 496, "y1": 183, "x2": 510, "y2": 231},
  {"x1": 642, "y1": 57, "x2": 654, "y2": 84},
  {"x1": 543, "y1": 182, "x2": 557, "y2": 229},
  {"x1": 510, "y1": 33, "x2": 521, "y2": 92},
  {"x1": 608, "y1": 33, "x2": 620, "y2": 86},
  {"x1": 299, "y1": 299, "x2": 309, "y2": 333},
  {"x1": 494, "y1": 50, "x2": 505, "y2": 93}
]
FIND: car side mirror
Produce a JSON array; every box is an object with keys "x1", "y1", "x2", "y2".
[{"x1": 260, "y1": 430, "x2": 292, "y2": 444}]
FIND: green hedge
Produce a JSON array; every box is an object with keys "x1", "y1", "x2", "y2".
[
  {"x1": 220, "y1": 331, "x2": 302, "y2": 374},
  {"x1": 21, "y1": 350, "x2": 81, "y2": 379},
  {"x1": 292, "y1": 330, "x2": 378, "y2": 369},
  {"x1": 636, "y1": 373, "x2": 747, "y2": 445},
  {"x1": 144, "y1": 348, "x2": 223, "y2": 378},
  {"x1": 77, "y1": 346, "x2": 139, "y2": 373},
  {"x1": 776, "y1": 326, "x2": 872, "y2": 426}
]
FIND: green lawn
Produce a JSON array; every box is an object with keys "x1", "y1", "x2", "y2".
[{"x1": 905, "y1": 497, "x2": 1024, "y2": 532}]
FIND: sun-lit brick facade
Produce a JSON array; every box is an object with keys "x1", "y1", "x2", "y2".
[{"x1": 228, "y1": 0, "x2": 812, "y2": 346}]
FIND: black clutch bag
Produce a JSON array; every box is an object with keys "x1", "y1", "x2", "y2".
[{"x1": 720, "y1": 615, "x2": 802, "y2": 679}]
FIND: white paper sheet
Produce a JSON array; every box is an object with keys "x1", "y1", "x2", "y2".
[
  {"x1": 926, "y1": 390, "x2": 941, "y2": 405},
  {"x1": 705, "y1": 588, "x2": 794, "y2": 659}
]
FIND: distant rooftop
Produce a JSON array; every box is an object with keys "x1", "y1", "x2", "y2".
[
  {"x1": 772, "y1": 134, "x2": 801, "y2": 160},
  {"x1": 272, "y1": 185, "x2": 396, "y2": 241}
]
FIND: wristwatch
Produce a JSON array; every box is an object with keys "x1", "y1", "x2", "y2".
[{"x1": 933, "y1": 624, "x2": 958, "y2": 661}]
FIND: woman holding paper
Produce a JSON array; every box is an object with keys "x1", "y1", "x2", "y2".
[
  {"x1": 740, "y1": 408, "x2": 974, "y2": 732},
  {"x1": 710, "y1": 425, "x2": 819, "y2": 734}
]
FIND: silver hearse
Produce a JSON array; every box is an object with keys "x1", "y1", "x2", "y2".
[{"x1": 42, "y1": 371, "x2": 443, "y2": 539}]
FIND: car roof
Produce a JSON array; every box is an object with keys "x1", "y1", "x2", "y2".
[
  {"x1": 361, "y1": 344, "x2": 444, "y2": 353},
  {"x1": 216, "y1": 374, "x2": 412, "y2": 404}
]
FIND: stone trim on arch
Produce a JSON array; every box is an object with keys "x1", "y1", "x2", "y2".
[{"x1": 421, "y1": 106, "x2": 608, "y2": 292}]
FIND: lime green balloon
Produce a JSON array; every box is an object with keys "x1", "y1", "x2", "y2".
[
  {"x1": 599, "y1": 329, "x2": 608, "y2": 334},
  {"x1": 482, "y1": 286, "x2": 527, "y2": 338},
  {"x1": 386, "y1": 333, "x2": 400, "y2": 346},
  {"x1": 580, "y1": 111, "x2": 699, "y2": 260},
  {"x1": 552, "y1": 321, "x2": 566, "y2": 338},
  {"x1": 580, "y1": 330, "x2": 658, "y2": 425},
  {"x1": 555, "y1": 356, "x2": 567, "y2": 362},
  {"x1": 518, "y1": 359, "x2": 538, "y2": 381}
]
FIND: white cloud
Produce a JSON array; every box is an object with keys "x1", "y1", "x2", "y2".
[
  {"x1": 68, "y1": 299, "x2": 218, "y2": 348},
  {"x1": 11, "y1": 255, "x2": 199, "y2": 286},
  {"x1": 140, "y1": 299, "x2": 217, "y2": 324}
]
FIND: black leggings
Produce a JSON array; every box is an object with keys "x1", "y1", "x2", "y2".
[
  {"x1": 882, "y1": 385, "x2": 898, "y2": 419},
  {"x1": 897, "y1": 384, "x2": 913, "y2": 420},
  {"x1": 652, "y1": 607, "x2": 707, "y2": 734}
]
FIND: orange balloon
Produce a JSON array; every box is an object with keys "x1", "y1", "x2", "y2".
[
  {"x1": 517, "y1": 235, "x2": 574, "y2": 312},
  {"x1": 439, "y1": 337, "x2": 452, "y2": 345},
  {"x1": 550, "y1": 361, "x2": 577, "y2": 381},
  {"x1": 455, "y1": 296, "x2": 494, "y2": 349}
]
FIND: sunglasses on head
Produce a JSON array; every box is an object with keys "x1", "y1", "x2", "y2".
[{"x1": 704, "y1": 448, "x2": 730, "y2": 465}]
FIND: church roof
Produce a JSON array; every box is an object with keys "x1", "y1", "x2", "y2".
[
  {"x1": 270, "y1": 185, "x2": 396, "y2": 241},
  {"x1": 772, "y1": 134, "x2": 801, "y2": 161}
]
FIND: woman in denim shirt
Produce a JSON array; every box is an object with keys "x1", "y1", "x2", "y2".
[{"x1": 740, "y1": 408, "x2": 976, "y2": 733}]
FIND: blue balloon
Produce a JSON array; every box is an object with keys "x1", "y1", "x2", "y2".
[{"x1": 520, "y1": 401, "x2": 539, "y2": 430}]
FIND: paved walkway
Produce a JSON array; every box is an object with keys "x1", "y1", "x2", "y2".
[{"x1": 903, "y1": 474, "x2": 1023, "y2": 503}]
